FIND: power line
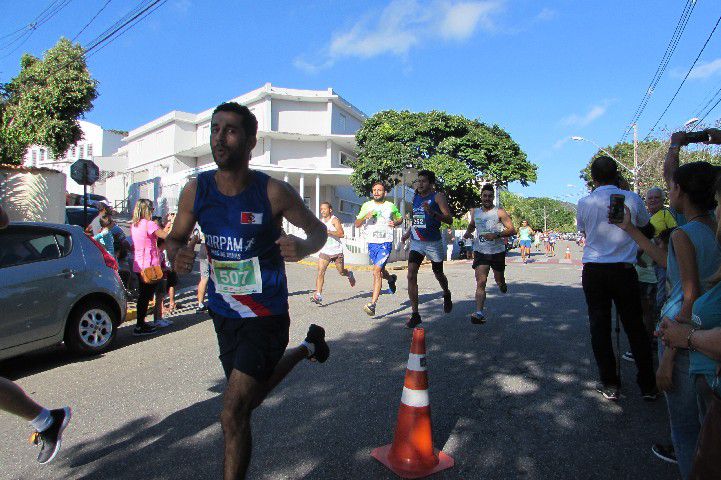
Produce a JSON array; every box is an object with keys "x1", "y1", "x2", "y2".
[
  {"x1": 86, "y1": 1, "x2": 166, "y2": 59},
  {"x1": 644, "y1": 15, "x2": 721, "y2": 140},
  {"x1": 0, "y1": 0, "x2": 74, "y2": 57},
  {"x1": 620, "y1": 0, "x2": 696, "y2": 142},
  {"x1": 72, "y1": 0, "x2": 113, "y2": 42}
]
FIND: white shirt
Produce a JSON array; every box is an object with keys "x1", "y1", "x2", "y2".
[{"x1": 576, "y1": 185, "x2": 650, "y2": 264}]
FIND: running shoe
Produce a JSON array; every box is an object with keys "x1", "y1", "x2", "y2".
[
  {"x1": 30, "y1": 407, "x2": 71, "y2": 464},
  {"x1": 622, "y1": 351, "x2": 634, "y2": 362},
  {"x1": 443, "y1": 291, "x2": 453, "y2": 313},
  {"x1": 347, "y1": 270, "x2": 356, "y2": 287},
  {"x1": 406, "y1": 312, "x2": 422, "y2": 329},
  {"x1": 595, "y1": 383, "x2": 619, "y2": 401},
  {"x1": 196, "y1": 302, "x2": 208, "y2": 313},
  {"x1": 153, "y1": 318, "x2": 172, "y2": 328},
  {"x1": 310, "y1": 293, "x2": 322, "y2": 304},
  {"x1": 133, "y1": 324, "x2": 158, "y2": 336},
  {"x1": 651, "y1": 443, "x2": 677, "y2": 464},
  {"x1": 642, "y1": 388, "x2": 660, "y2": 402},
  {"x1": 388, "y1": 274, "x2": 398, "y2": 294},
  {"x1": 363, "y1": 303, "x2": 376, "y2": 316},
  {"x1": 470, "y1": 311, "x2": 486, "y2": 324},
  {"x1": 304, "y1": 324, "x2": 329, "y2": 363},
  {"x1": 498, "y1": 283, "x2": 508, "y2": 294}
]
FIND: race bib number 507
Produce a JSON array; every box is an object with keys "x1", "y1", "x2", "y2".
[{"x1": 211, "y1": 257, "x2": 263, "y2": 295}]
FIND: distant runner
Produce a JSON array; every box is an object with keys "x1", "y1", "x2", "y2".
[
  {"x1": 518, "y1": 220, "x2": 534, "y2": 264},
  {"x1": 354, "y1": 181, "x2": 403, "y2": 317},
  {"x1": 401, "y1": 170, "x2": 453, "y2": 328},
  {"x1": 548, "y1": 230, "x2": 558, "y2": 256},
  {"x1": 311, "y1": 202, "x2": 355, "y2": 304},
  {"x1": 167, "y1": 102, "x2": 329, "y2": 480},
  {"x1": 463, "y1": 184, "x2": 515, "y2": 324}
]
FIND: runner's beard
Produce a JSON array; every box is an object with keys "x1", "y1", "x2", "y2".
[{"x1": 213, "y1": 145, "x2": 249, "y2": 171}]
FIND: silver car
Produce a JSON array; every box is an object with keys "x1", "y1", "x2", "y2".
[{"x1": 0, "y1": 222, "x2": 127, "y2": 360}]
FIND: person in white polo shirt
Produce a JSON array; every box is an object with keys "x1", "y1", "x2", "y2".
[{"x1": 577, "y1": 156, "x2": 657, "y2": 402}]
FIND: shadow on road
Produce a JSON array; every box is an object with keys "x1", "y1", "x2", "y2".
[{"x1": 16, "y1": 281, "x2": 677, "y2": 480}]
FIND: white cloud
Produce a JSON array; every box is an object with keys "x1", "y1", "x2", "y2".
[
  {"x1": 688, "y1": 58, "x2": 721, "y2": 80},
  {"x1": 553, "y1": 137, "x2": 569, "y2": 149},
  {"x1": 535, "y1": 7, "x2": 557, "y2": 22},
  {"x1": 295, "y1": 0, "x2": 504, "y2": 72},
  {"x1": 561, "y1": 103, "x2": 609, "y2": 128},
  {"x1": 172, "y1": 0, "x2": 191, "y2": 13}
]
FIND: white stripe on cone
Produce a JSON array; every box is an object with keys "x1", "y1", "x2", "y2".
[
  {"x1": 401, "y1": 387, "x2": 430, "y2": 408},
  {"x1": 406, "y1": 353, "x2": 427, "y2": 372}
]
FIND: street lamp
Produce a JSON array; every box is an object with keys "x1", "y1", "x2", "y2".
[{"x1": 571, "y1": 135, "x2": 638, "y2": 192}]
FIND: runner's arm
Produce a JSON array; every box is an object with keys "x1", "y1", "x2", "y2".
[
  {"x1": 268, "y1": 178, "x2": 327, "y2": 256},
  {"x1": 330, "y1": 216, "x2": 344, "y2": 238},
  {"x1": 433, "y1": 193, "x2": 453, "y2": 225},
  {"x1": 354, "y1": 202, "x2": 372, "y2": 228},
  {"x1": 390, "y1": 203, "x2": 403, "y2": 227},
  {"x1": 166, "y1": 179, "x2": 198, "y2": 267},
  {"x1": 671, "y1": 229, "x2": 701, "y2": 323},
  {"x1": 497, "y1": 208, "x2": 516, "y2": 237}
]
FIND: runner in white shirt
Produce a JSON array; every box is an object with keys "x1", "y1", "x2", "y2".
[{"x1": 311, "y1": 202, "x2": 356, "y2": 304}]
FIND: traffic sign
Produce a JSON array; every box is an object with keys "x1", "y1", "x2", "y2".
[{"x1": 70, "y1": 159, "x2": 100, "y2": 186}]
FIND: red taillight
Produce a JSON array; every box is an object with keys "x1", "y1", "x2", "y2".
[{"x1": 88, "y1": 235, "x2": 119, "y2": 270}]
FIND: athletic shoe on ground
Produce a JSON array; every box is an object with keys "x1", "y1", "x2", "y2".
[
  {"x1": 133, "y1": 324, "x2": 158, "y2": 336},
  {"x1": 642, "y1": 388, "x2": 660, "y2": 402},
  {"x1": 388, "y1": 274, "x2": 398, "y2": 294},
  {"x1": 196, "y1": 302, "x2": 208, "y2": 313},
  {"x1": 30, "y1": 407, "x2": 71, "y2": 464},
  {"x1": 363, "y1": 303, "x2": 376, "y2": 316},
  {"x1": 406, "y1": 312, "x2": 422, "y2": 329},
  {"x1": 152, "y1": 319, "x2": 172, "y2": 328},
  {"x1": 651, "y1": 443, "x2": 677, "y2": 464},
  {"x1": 595, "y1": 384, "x2": 619, "y2": 401},
  {"x1": 304, "y1": 324, "x2": 329, "y2": 363},
  {"x1": 622, "y1": 351, "x2": 635, "y2": 362},
  {"x1": 498, "y1": 283, "x2": 508, "y2": 294},
  {"x1": 310, "y1": 293, "x2": 322, "y2": 304},
  {"x1": 470, "y1": 311, "x2": 486, "y2": 324},
  {"x1": 443, "y1": 291, "x2": 453, "y2": 313},
  {"x1": 347, "y1": 271, "x2": 356, "y2": 287}
]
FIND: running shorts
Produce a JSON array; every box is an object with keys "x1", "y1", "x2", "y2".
[
  {"x1": 520, "y1": 240, "x2": 532, "y2": 249},
  {"x1": 368, "y1": 242, "x2": 392, "y2": 267},
  {"x1": 472, "y1": 251, "x2": 506, "y2": 272},
  {"x1": 408, "y1": 239, "x2": 445, "y2": 264},
  {"x1": 210, "y1": 310, "x2": 290, "y2": 382},
  {"x1": 319, "y1": 252, "x2": 344, "y2": 262}
]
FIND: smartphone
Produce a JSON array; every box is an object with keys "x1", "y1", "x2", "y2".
[
  {"x1": 686, "y1": 131, "x2": 709, "y2": 143},
  {"x1": 609, "y1": 194, "x2": 625, "y2": 224}
]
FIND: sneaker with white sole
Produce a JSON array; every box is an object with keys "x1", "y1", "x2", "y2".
[
  {"x1": 133, "y1": 324, "x2": 158, "y2": 336},
  {"x1": 651, "y1": 443, "x2": 677, "y2": 464},
  {"x1": 363, "y1": 303, "x2": 376, "y2": 316},
  {"x1": 622, "y1": 351, "x2": 634, "y2": 362},
  {"x1": 304, "y1": 324, "x2": 329, "y2": 363},
  {"x1": 347, "y1": 271, "x2": 356, "y2": 287},
  {"x1": 310, "y1": 293, "x2": 322, "y2": 304},
  {"x1": 31, "y1": 407, "x2": 71, "y2": 464},
  {"x1": 595, "y1": 383, "x2": 620, "y2": 401},
  {"x1": 470, "y1": 311, "x2": 486, "y2": 324}
]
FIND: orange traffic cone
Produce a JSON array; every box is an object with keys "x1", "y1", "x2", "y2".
[
  {"x1": 371, "y1": 328, "x2": 454, "y2": 478},
  {"x1": 564, "y1": 247, "x2": 571, "y2": 260}
]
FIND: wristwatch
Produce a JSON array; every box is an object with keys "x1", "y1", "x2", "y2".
[{"x1": 687, "y1": 328, "x2": 697, "y2": 351}]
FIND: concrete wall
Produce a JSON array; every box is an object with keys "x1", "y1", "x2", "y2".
[
  {"x1": 271, "y1": 139, "x2": 327, "y2": 169},
  {"x1": 272, "y1": 99, "x2": 328, "y2": 134},
  {"x1": 331, "y1": 103, "x2": 363, "y2": 135},
  {"x1": 0, "y1": 168, "x2": 66, "y2": 223}
]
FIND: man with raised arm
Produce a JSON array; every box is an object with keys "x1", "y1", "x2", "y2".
[{"x1": 166, "y1": 102, "x2": 328, "y2": 480}]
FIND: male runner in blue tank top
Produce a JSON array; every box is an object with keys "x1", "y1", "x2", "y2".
[
  {"x1": 400, "y1": 170, "x2": 453, "y2": 328},
  {"x1": 167, "y1": 102, "x2": 329, "y2": 480}
]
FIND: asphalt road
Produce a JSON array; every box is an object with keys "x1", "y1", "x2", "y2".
[{"x1": 0, "y1": 243, "x2": 679, "y2": 479}]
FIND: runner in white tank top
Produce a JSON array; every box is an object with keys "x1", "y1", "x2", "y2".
[
  {"x1": 312, "y1": 202, "x2": 355, "y2": 303},
  {"x1": 463, "y1": 184, "x2": 515, "y2": 324}
]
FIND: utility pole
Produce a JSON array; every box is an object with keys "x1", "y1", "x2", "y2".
[
  {"x1": 632, "y1": 123, "x2": 638, "y2": 193},
  {"x1": 543, "y1": 205, "x2": 547, "y2": 231}
]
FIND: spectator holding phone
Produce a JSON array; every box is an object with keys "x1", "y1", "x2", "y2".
[{"x1": 576, "y1": 156, "x2": 657, "y2": 402}]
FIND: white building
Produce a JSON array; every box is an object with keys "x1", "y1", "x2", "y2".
[
  {"x1": 101, "y1": 83, "x2": 396, "y2": 223},
  {"x1": 23, "y1": 120, "x2": 126, "y2": 196}
]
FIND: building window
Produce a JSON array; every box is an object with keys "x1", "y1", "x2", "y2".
[
  {"x1": 339, "y1": 152, "x2": 354, "y2": 167},
  {"x1": 39, "y1": 149, "x2": 45, "y2": 162},
  {"x1": 79, "y1": 145, "x2": 85, "y2": 158},
  {"x1": 71, "y1": 146, "x2": 76, "y2": 157},
  {"x1": 87, "y1": 144, "x2": 93, "y2": 157},
  {"x1": 339, "y1": 199, "x2": 361, "y2": 216},
  {"x1": 339, "y1": 112, "x2": 347, "y2": 132},
  {"x1": 31, "y1": 150, "x2": 37, "y2": 163}
]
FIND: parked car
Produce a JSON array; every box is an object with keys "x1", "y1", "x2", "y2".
[
  {"x1": 0, "y1": 222, "x2": 127, "y2": 361},
  {"x1": 66, "y1": 193, "x2": 111, "y2": 210},
  {"x1": 65, "y1": 206, "x2": 99, "y2": 229}
]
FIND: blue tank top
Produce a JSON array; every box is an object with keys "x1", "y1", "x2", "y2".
[
  {"x1": 411, "y1": 192, "x2": 442, "y2": 242},
  {"x1": 194, "y1": 170, "x2": 288, "y2": 318},
  {"x1": 661, "y1": 221, "x2": 721, "y2": 324}
]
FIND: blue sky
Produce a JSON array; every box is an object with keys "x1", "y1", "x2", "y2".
[{"x1": 2, "y1": 0, "x2": 721, "y2": 202}]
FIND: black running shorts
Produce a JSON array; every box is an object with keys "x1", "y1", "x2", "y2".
[
  {"x1": 210, "y1": 310, "x2": 290, "y2": 382},
  {"x1": 472, "y1": 251, "x2": 506, "y2": 272}
]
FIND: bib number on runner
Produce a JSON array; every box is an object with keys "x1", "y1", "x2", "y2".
[
  {"x1": 211, "y1": 257, "x2": 262, "y2": 295},
  {"x1": 412, "y1": 214, "x2": 426, "y2": 229}
]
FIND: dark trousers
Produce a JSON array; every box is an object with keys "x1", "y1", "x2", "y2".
[
  {"x1": 582, "y1": 263, "x2": 656, "y2": 392},
  {"x1": 135, "y1": 273, "x2": 161, "y2": 327}
]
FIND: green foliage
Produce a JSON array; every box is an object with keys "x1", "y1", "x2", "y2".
[
  {"x1": 500, "y1": 191, "x2": 576, "y2": 232},
  {"x1": 0, "y1": 38, "x2": 98, "y2": 164},
  {"x1": 451, "y1": 217, "x2": 469, "y2": 230},
  {"x1": 579, "y1": 138, "x2": 721, "y2": 193},
  {"x1": 351, "y1": 110, "x2": 537, "y2": 215}
]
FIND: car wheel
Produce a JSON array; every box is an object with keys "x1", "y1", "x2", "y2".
[{"x1": 65, "y1": 300, "x2": 118, "y2": 355}]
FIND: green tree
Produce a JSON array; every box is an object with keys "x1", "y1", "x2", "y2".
[
  {"x1": 500, "y1": 191, "x2": 576, "y2": 232},
  {"x1": 578, "y1": 138, "x2": 721, "y2": 193},
  {"x1": 351, "y1": 110, "x2": 537, "y2": 215},
  {"x1": 0, "y1": 38, "x2": 98, "y2": 164}
]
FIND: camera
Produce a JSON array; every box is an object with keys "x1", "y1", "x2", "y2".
[
  {"x1": 686, "y1": 131, "x2": 709, "y2": 144},
  {"x1": 609, "y1": 194, "x2": 625, "y2": 224}
]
